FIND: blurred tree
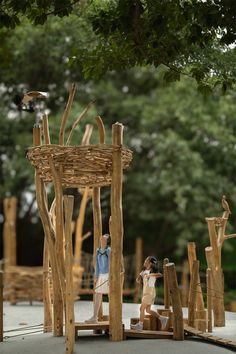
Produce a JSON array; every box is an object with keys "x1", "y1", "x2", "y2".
[{"x1": 1, "y1": 1, "x2": 236, "y2": 91}]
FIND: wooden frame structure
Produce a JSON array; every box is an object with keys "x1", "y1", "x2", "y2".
[
  {"x1": 26, "y1": 84, "x2": 132, "y2": 352},
  {"x1": 205, "y1": 196, "x2": 236, "y2": 327}
]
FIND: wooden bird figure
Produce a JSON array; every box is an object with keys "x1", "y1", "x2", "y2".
[{"x1": 222, "y1": 195, "x2": 231, "y2": 214}]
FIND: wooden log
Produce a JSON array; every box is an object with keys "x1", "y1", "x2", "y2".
[
  {"x1": 43, "y1": 239, "x2": 52, "y2": 332},
  {"x1": 33, "y1": 125, "x2": 63, "y2": 336},
  {"x1": 92, "y1": 187, "x2": 103, "y2": 322},
  {"x1": 205, "y1": 219, "x2": 220, "y2": 269},
  {"x1": 180, "y1": 259, "x2": 189, "y2": 307},
  {"x1": 205, "y1": 246, "x2": 225, "y2": 326},
  {"x1": 187, "y1": 242, "x2": 204, "y2": 311},
  {"x1": 64, "y1": 195, "x2": 75, "y2": 354},
  {"x1": 74, "y1": 187, "x2": 90, "y2": 267},
  {"x1": 109, "y1": 123, "x2": 124, "y2": 341},
  {"x1": 188, "y1": 260, "x2": 199, "y2": 328},
  {"x1": 134, "y1": 237, "x2": 142, "y2": 303},
  {"x1": 166, "y1": 262, "x2": 184, "y2": 341},
  {"x1": 59, "y1": 83, "x2": 76, "y2": 145},
  {"x1": 195, "y1": 310, "x2": 207, "y2": 332},
  {"x1": 207, "y1": 268, "x2": 213, "y2": 333},
  {"x1": 163, "y1": 258, "x2": 170, "y2": 310},
  {"x1": 42, "y1": 114, "x2": 51, "y2": 144},
  {"x1": 0, "y1": 271, "x2": 3, "y2": 342}
]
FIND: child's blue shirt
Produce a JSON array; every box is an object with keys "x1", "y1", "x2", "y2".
[{"x1": 95, "y1": 247, "x2": 111, "y2": 278}]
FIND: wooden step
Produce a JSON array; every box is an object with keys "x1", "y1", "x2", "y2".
[
  {"x1": 124, "y1": 329, "x2": 173, "y2": 339},
  {"x1": 75, "y1": 321, "x2": 109, "y2": 339}
]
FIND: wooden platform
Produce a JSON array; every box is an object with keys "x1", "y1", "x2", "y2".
[
  {"x1": 74, "y1": 321, "x2": 109, "y2": 339},
  {"x1": 184, "y1": 325, "x2": 236, "y2": 349},
  {"x1": 124, "y1": 329, "x2": 173, "y2": 340}
]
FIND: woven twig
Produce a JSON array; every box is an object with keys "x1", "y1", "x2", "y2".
[{"x1": 27, "y1": 144, "x2": 132, "y2": 188}]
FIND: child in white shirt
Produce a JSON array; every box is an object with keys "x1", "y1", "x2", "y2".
[{"x1": 131, "y1": 256, "x2": 169, "y2": 331}]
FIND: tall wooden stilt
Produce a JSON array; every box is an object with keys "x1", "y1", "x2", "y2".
[
  {"x1": 166, "y1": 263, "x2": 184, "y2": 340},
  {"x1": 64, "y1": 195, "x2": 75, "y2": 354},
  {"x1": 207, "y1": 268, "x2": 213, "y2": 333},
  {"x1": 110, "y1": 123, "x2": 124, "y2": 341},
  {"x1": 163, "y1": 258, "x2": 170, "y2": 310},
  {"x1": 188, "y1": 260, "x2": 199, "y2": 327}
]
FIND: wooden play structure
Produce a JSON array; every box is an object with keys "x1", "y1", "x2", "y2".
[
  {"x1": 26, "y1": 84, "x2": 133, "y2": 352},
  {"x1": 2, "y1": 196, "x2": 44, "y2": 304},
  {"x1": 205, "y1": 195, "x2": 236, "y2": 327}
]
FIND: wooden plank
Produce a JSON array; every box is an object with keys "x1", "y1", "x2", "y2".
[
  {"x1": 184, "y1": 325, "x2": 236, "y2": 349},
  {"x1": 75, "y1": 321, "x2": 109, "y2": 331},
  {"x1": 124, "y1": 329, "x2": 173, "y2": 339}
]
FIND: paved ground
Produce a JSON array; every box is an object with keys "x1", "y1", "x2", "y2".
[{"x1": 1, "y1": 301, "x2": 236, "y2": 354}]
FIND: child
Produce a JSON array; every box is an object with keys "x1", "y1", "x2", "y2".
[
  {"x1": 131, "y1": 256, "x2": 169, "y2": 331},
  {"x1": 85, "y1": 233, "x2": 111, "y2": 323}
]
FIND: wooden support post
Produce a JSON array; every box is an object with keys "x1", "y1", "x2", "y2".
[
  {"x1": 0, "y1": 271, "x2": 3, "y2": 342},
  {"x1": 163, "y1": 258, "x2": 170, "y2": 310},
  {"x1": 188, "y1": 260, "x2": 199, "y2": 327},
  {"x1": 165, "y1": 263, "x2": 184, "y2": 340},
  {"x1": 181, "y1": 260, "x2": 189, "y2": 307},
  {"x1": 74, "y1": 187, "x2": 90, "y2": 267},
  {"x1": 92, "y1": 187, "x2": 103, "y2": 322},
  {"x1": 134, "y1": 237, "x2": 142, "y2": 303},
  {"x1": 110, "y1": 123, "x2": 124, "y2": 341},
  {"x1": 207, "y1": 268, "x2": 213, "y2": 333},
  {"x1": 187, "y1": 242, "x2": 204, "y2": 311},
  {"x1": 43, "y1": 239, "x2": 52, "y2": 332},
  {"x1": 64, "y1": 195, "x2": 75, "y2": 354},
  {"x1": 33, "y1": 125, "x2": 63, "y2": 337},
  {"x1": 205, "y1": 246, "x2": 225, "y2": 326}
]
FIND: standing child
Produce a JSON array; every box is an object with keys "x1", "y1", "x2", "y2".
[
  {"x1": 85, "y1": 234, "x2": 111, "y2": 323},
  {"x1": 131, "y1": 256, "x2": 169, "y2": 331}
]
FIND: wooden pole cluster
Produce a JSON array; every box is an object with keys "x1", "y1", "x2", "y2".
[
  {"x1": 187, "y1": 242, "x2": 206, "y2": 331},
  {"x1": 27, "y1": 85, "x2": 132, "y2": 351},
  {"x1": 205, "y1": 196, "x2": 236, "y2": 327},
  {"x1": 166, "y1": 263, "x2": 184, "y2": 341}
]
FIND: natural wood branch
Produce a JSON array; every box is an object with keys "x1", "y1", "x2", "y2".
[
  {"x1": 59, "y1": 83, "x2": 76, "y2": 145},
  {"x1": 42, "y1": 114, "x2": 51, "y2": 145},
  {"x1": 82, "y1": 231, "x2": 91, "y2": 242},
  {"x1": 81, "y1": 124, "x2": 93, "y2": 145},
  {"x1": 224, "y1": 233, "x2": 236, "y2": 240},
  {"x1": 66, "y1": 100, "x2": 95, "y2": 145},
  {"x1": 95, "y1": 116, "x2": 105, "y2": 144}
]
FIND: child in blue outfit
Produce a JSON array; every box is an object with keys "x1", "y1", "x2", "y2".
[{"x1": 85, "y1": 234, "x2": 111, "y2": 323}]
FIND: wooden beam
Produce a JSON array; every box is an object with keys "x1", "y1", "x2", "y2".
[
  {"x1": 64, "y1": 195, "x2": 75, "y2": 354},
  {"x1": 110, "y1": 123, "x2": 124, "y2": 341},
  {"x1": 166, "y1": 262, "x2": 184, "y2": 340}
]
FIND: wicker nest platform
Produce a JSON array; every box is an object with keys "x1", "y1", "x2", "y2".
[{"x1": 27, "y1": 144, "x2": 133, "y2": 188}]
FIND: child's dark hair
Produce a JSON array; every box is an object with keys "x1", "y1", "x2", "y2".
[
  {"x1": 104, "y1": 233, "x2": 111, "y2": 247},
  {"x1": 147, "y1": 256, "x2": 158, "y2": 273}
]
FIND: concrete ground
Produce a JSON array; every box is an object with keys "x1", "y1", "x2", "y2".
[{"x1": 1, "y1": 301, "x2": 236, "y2": 354}]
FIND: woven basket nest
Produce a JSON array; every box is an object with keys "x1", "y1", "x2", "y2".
[{"x1": 27, "y1": 144, "x2": 133, "y2": 188}]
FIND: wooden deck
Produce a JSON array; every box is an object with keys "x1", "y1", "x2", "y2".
[
  {"x1": 124, "y1": 329, "x2": 173, "y2": 340},
  {"x1": 184, "y1": 325, "x2": 236, "y2": 349}
]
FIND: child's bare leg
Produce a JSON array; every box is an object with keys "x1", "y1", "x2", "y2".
[
  {"x1": 140, "y1": 303, "x2": 147, "y2": 323},
  {"x1": 146, "y1": 305, "x2": 159, "y2": 318}
]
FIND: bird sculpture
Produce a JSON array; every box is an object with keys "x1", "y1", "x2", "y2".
[
  {"x1": 222, "y1": 195, "x2": 231, "y2": 214},
  {"x1": 13, "y1": 91, "x2": 48, "y2": 113}
]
